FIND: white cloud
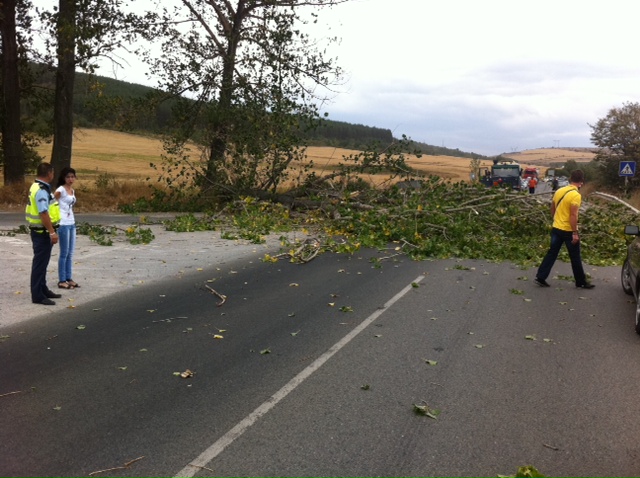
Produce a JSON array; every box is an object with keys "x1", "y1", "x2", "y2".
[
  {"x1": 103, "y1": 0, "x2": 640, "y2": 156},
  {"x1": 309, "y1": 0, "x2": 640, "y2": 155}
]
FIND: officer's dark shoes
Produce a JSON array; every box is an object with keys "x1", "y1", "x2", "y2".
[
  {"x1": 45, "y1": 290, "x2": 62, "y2": 299},
  {"x1": 534, "y1": 277, "x2": 550, "y2": 287},
  {"x1": 576, "y1": 283, "x2": 595, "y2": 289},
  {"x1": 34, "y1": 298, "x2": 56, "y2": 305}
]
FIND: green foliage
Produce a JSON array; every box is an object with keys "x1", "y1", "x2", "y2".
[
  {"x1": 223, "y1": 198, "x2": 293, "y2": 244},
  {"x1": 163, "y1": 214, "x2": 219, "y2": 232},
  {"x1": 76, "y1": 221, "x2": 155, "y2": 246},
  {"x1": 498, "y1": 465, "x2": 546, "y2": 477},
  {"x1": 162, "y1": 198, "x2": 293, "y2": 244},
  {"x1": 413, "y1": 402, "x2": 440, "y2": 419},
  {"x1": 76, "y1": 222, "x2": 115, "y2": 246},
  {"x1": 94, "y1": 172, "x2": 117, "y2": 189},
  {"x1": 590, "y1": 102, "x2": 640, "y2": 189},
  {"x1": 306, "y1": 119, "x2": 394, "y2": 149},
  {"x1": 124, "y1": 225, "x2": 155, "y2": 245},
  {"x1": 139, "y1": 1, "x2": 346, "y2": 199},
  {"x1": 414, "y1": 141, "x2": 487, "y2": 160},
  {"x1": 328, "y1": 177, "x2": 634, "y2": 267}
]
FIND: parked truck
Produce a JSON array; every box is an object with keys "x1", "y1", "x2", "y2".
[
  {"x1": 480, "y1": 159, "x2": 523, "y2": 190},
  {"x1": 522, "y1": 167, "x2": 539, "y2": 181}
]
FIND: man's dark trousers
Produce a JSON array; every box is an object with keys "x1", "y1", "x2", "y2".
[
  {"x1": 536, "y1": 227, "x2": 587, "y2": 286},
  {"x1": 30, "y1": 230, "x2": 53, "y2": 302}
]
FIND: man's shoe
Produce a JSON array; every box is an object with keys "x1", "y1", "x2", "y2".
[
  {"x1": 576, "y1": 283, "x2": 595, "y2": 289},
  {"x1": 534, "y1": 277, "x2": 550, "y2": 287},
  {"x1": 45, "y1": 290, "x2": 62, "y2": 299},
  {"x1": 34, "y1": 298, "x2": 56, "y2": 305}
]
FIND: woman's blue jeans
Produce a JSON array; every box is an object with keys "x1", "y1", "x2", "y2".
[
  {"x1": 58, "y1": 224, "x2": 76, "y2": 282},
  {"x1": 536, "y1": 227, "x2": 587, "y2": 286}
]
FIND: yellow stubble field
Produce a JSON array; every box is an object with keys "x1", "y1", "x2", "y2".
[
  {"x1": 35, "y1": 129, "x2": 595, "y2": 186},
  {"x1": 36, "y1": 129, "x2": 166, "y2": 182}
]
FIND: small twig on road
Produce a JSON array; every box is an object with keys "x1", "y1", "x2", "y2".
[
  {"x1": 543, "y1": 443, "x2": 560, "y2": 451},
  {"x1": 152, "y1": 316, "x2": 189, "y2": 323},
  {"x1": 378, "y1": 239, "x2": 417, "y2": 261},
  {"x1": 88, "y1": 456, "x2": 145, "y2": 476},
  {"x1": 188, "y1": 464, "x2": 216, "y2": 473},
  {"x1": 204, "y1": 284, "x2": 227, "y2": 306},
  {"x1": 0, "y1": 390, "x2": 23, "y2": 398}
]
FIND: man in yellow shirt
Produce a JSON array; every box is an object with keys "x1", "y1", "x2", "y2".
[{"x1": 535, "y1": 169, "x2": 595, "y2": 289}]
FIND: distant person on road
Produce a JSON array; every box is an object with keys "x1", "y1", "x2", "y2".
[
  {"x1": 528, "y1": 176, "x2": 538, "y2": 194},
  {"x1": 25, "y1": 163, "x2": 61, "y2": 305},
  {"x1": 54, "y1": 167, "x2": 80, "y2": 289},
  {"x1": 535, "y1": 169, "x2": 594, "y2": 289},
  {"x1": 552, "y1": 177, "x2": 559, "y2": 191}
]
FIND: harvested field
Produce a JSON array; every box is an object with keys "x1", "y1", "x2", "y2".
[
  {"x1": 15, "y1": 128, "x2": 597, "y2": 200},
  {"x1": 35, "y1": 129, "x2": 166, "y2": 183}
]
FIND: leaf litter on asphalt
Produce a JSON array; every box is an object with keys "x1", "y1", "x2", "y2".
[{"x1": 413, "y1": 401, "x2": 441, "y2": 419}]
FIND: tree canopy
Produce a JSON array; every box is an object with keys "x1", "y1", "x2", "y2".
[
  {"x1": 590, "y1": 101, "x2": 640, "y2": 187},
  {"x1": 141, "y1": 0, "x2": 349, "y2": 198}
]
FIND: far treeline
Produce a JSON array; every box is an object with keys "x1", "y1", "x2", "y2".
[{"x1": 55, "y1": 68, "x2": 485, "y2": 159}]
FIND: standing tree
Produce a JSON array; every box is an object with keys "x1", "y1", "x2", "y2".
[
  {"x1": 1, "y1": 0, "x2": 32, "y2": 185},
  {"x1": 143, "y1": 0, "x2": 348, "y2": 200},
  {"x1": 590, "y1": 102, "x2": 640, "y2": 188},
  {"x1": 37, "y1": 0, "x2": 144, "y2": 174}
]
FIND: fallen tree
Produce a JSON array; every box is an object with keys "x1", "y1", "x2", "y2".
[{"x1": 159, "y1": 175, "x2": 638, "y2": 268}]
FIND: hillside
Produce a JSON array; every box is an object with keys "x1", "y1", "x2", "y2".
[
  {"x1": 502, "y1": 148, "x2": 596, "y2": 168},
  {"x1": 28, "y1": 65, "x2": 487, "y2": 160},
  {"x1": 31, "y1": 128, "x2": 589, "y2": 186}
]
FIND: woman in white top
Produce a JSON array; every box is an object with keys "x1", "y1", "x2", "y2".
[{"x1": 54, "y1": 167, "x2": 79, "y2": 289}]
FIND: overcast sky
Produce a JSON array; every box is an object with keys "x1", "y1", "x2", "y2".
[{"x1": 112, "y1": 0, "x2": 640, "y2": 156}]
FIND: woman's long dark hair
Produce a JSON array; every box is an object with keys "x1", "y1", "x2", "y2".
[{"x1": 57, "y1": 167, "x2": 77, "y2": 188}]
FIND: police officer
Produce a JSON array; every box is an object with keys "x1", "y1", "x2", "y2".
[{"x1": 26, "y1": 163, "x2": 62, "y2": 305}]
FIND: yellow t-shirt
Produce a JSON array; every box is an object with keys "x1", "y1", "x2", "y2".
[{"x1": 552, "y1": 185, "x2": 581, "y2": 231}]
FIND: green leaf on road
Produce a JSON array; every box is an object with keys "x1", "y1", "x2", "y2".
[{"x1": 413, "y1": 403, "x2": 441, "y2": 419}]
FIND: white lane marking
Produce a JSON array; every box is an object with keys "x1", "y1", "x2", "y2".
[{"x1": 175, "y1": 275, "x2": 425, "y2": 477}]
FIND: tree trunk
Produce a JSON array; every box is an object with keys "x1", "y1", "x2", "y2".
[
  {"x1": 50, "y1": 0, "x2": 76, "y2": 174},
  {"x1": 205, "y1": 5, "x2": 245, "y2": 188},
  {"x1": 1, "y1": 0, "x2": 26, "y2": 185},
  {"x1": 206, "y1": 55, "x2": 236, "y2": 187}
]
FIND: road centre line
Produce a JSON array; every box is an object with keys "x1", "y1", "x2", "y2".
[{"x1": 175, "y1": 275, "x2": 426, "y2": 477}]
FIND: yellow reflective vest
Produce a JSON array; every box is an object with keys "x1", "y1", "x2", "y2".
[{"x1": 25, "y1": 181, "x2": 60, "y2": 229}]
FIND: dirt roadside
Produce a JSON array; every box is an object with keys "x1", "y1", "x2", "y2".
[{"x1": 0, "y1": 214, "x2": 294, "y2": 329}]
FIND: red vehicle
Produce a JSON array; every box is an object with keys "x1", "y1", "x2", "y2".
[{"x1": 522, "y1": 167, "x2": 538, "y2": 180}]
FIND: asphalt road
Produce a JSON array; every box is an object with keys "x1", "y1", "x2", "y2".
[{"x1": 1, "y1": 233, "x2": 639, "y2": 477}]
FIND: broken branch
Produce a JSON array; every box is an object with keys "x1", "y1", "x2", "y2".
[
  {"x1": 204, "y1": 284, "x2": 227, "y2": 306},
  {"x1": 0, "y1": 390, "x2": 23, "y2": 398},
  {"x1": 89, "y1": 456, "x2": 145, "y2": 476}
]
